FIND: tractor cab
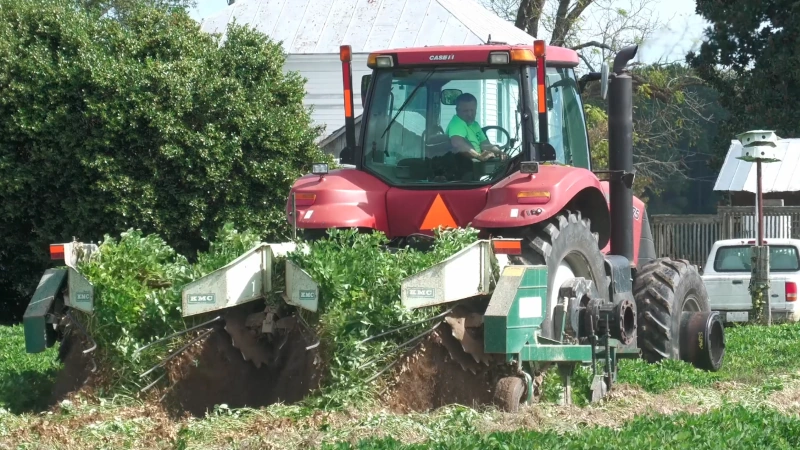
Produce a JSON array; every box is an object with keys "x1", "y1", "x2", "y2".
[{"x1": 352, "y1": 44, "x2": 593, "y2": 187}]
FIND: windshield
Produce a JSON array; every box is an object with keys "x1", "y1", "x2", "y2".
[
  {"x1": 714, "y1": 245, "x2": 800, "y2": 272},
  {"x1": 361, "y1": 67, "x2": 523, "y2": 186},
  {"x1": 360, "y1": 65, "x2": 590, "y2": 186}
]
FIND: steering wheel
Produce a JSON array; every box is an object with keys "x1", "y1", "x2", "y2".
[{"x1": 481, "y1": 125, "x2": 514, "y2": 157}]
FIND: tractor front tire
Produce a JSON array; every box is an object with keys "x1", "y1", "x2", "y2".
[
  {"x1": 633, "y1": 258, "x2": 709, "y2": 363},
  {"x1": 509, "y1": 210, "x2": 610, "y2": 340}
]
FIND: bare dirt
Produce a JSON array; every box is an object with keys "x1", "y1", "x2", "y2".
[
  {"x1": 384, "y1": 326, "x2": 500, "y2": 412},
  {"x1": 49, "y1": 330, "x2": 95, "y2": 405},
  {"x1": 161, "y1": 325, "x2": 323, "y2": 417}
]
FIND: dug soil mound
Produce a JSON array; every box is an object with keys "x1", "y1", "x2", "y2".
[
  {"x1": 385, "y1": 326, "x2": 502, "y2": 413},
  {"x1": 50, "y1": 330, "x2": 95, "y2": 405},
  {"x1": 161, "y1": 326, "x2": 323, "y2": 417}
]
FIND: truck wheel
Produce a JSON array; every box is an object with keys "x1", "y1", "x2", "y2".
[
  {"x1": 633, "y1": 258, "x2": 709, "y2": 362},
  {"x1": 509, "y1": 210, "x2": 610, "y2": 340}
]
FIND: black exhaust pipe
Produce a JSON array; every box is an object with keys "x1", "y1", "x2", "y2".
[{"x1": 608, "y1": 45, "x2": 638, "y2": 263}]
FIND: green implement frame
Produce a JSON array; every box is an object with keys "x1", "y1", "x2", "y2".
[{"x1": 483, "y1": 265, "x2": 637, "y2": 404}]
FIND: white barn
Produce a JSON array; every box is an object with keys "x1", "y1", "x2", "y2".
[{"x1": 199, "y1": 0, "x2": 535, "y2": 158}]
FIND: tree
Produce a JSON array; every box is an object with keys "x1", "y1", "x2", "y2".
[
  {"x1": 481, "y1": 0, "x2": 666, "y2": 71},
  {"x1": 687, "y1": 0, "x2": 800, "y2": 168},
  {"x1": 78, "y1": 0, "x2": 196, "y2": 20},
  {"x1": 481, "y1": 0, "x2": 725, "y2": 206},
  {"x1": 0, "y1": 0, "x2": 326, "y2": 322}
]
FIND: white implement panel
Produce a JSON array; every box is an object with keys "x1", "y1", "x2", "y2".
[
  {"x1": 401, "y1": 240, "x2": 494, "y2": 309},
  {"x1": 65, "y1": 267, "x2": 94, "y2": 314},
  {"x1": 181, "y1": 243, "x2": 298, "y2": 317},
  {"x1": 284, "y1": 260, "x2": 320, "y2": 312}
]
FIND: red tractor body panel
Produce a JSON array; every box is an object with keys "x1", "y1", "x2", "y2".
[
  {"x1": 385, "y1": 187, "x2": 490, "y2": 237},
  {"x1": 287, "y1": 167, "x2": 648, "y2": 265},
  {"x1": 380, "y1": 44, "x2": 580, "y2": 67},
  {"x1": 471, "y1": 165, "x2": 604, "y2": 228},
  {"x1": 287, "y1": 169, "x2": 390, "y2": 232}
]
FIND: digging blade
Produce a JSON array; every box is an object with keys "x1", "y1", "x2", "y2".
[{"x1": 223, "y1": 308, "x2": 272, "y2": 369}]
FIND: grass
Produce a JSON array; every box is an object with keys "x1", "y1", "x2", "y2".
[
  {"x1": 616, "y1": 321, "x2": 800, "y2": 393},
  {"x1": 326, "y1": 403, "x2": 800, "y2": 449},
  {"x1": 4, "y1": 321, "x2": 800, "y2": 448},
  {"x1": 0, "y1": 324, "x2": 60, "y2": 414}
]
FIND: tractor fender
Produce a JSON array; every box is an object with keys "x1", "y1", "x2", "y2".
[
  {"x1": 472, "y1": 165, "x2": 612, "y2": 248},
  {"x1": 285, "y1": 168, "x2": 390, "y2": 233}
]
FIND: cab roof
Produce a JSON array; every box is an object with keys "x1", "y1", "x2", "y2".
[{"x1": 369, "y1": 43, "x2": 580, "y2": 68}]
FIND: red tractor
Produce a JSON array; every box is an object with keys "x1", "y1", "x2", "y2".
[{"x1": 285, "y1": 40, "x2": 724, "y2": 402}]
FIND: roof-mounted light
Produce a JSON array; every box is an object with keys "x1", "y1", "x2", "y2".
[
  {"x1": 489, "y1": 51, "x2": 510, "y2": 64},
  {"x1": 367, "y1": 53, "x2": 394, "y2": 68},
  {"x1": 340, "y1": 45, "x2": 352, "y2": 62},
  {"x1": 509, "y1": 49, "x2": 535, "y2": 62},
  {"x1": 533, "y1": 40, "x2": 546, "y2": 57}
]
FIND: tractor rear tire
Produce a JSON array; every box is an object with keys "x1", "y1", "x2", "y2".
[
  {"x1": 494, "y1": 376, "x2": 526, "y2": 412},
  {"x1": 633, "y1": 258, "x2": 709, "y2": 363},
  {"x1": 509, "y1": 210, "x2": 610, "y2": 340}
]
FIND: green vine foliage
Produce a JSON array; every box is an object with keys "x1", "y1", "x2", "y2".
[
  {"x1": 72, "y1": 225, "x2": 477, "y2": 403},
  {"x1": 287, "y1": 227, "x2": 479, "y2": 407},
  {"x1": 76, "y1": 223, "x2": 262, "y2": 393}
]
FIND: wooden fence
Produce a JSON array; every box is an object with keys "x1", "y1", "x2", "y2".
[{"x1": 651, "y1": 206, "x2": 800, "y2": 269}]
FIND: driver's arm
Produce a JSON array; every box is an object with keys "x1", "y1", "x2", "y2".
[
  {"x1": 450, "y1": 135, "x2": 484, "y2": 159},
  {"x1": 448, "y1": 120, "x2": 490, "y2": 160},
  {"x1": 473, "y1": 126, "x2": 499, "y2": 154},
  {"x1": 479, "y1": 139, "x2": 501, "y2": 154}
]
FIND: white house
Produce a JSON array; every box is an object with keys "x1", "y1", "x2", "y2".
[{"x1": 199, "y1": 0, "x2": 535, "y2": 157}]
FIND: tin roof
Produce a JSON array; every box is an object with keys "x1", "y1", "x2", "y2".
[
  {"x1": 199, "y1": 0, "x2": 536, "y2": 53},
  {"x1": 713, "y1": 137, "x2": 800, "y2": 193}
]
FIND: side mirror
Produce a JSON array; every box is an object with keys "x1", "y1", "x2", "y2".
[
  {"x1": 361, "y1": 75, "x2": 371, "y2": 108},
  {"x1": 440, "y1": 89, "x2": 463, "y2": 105},
  {"x1": 600, "y1": 61, "x2": 609, "y2": 100}
]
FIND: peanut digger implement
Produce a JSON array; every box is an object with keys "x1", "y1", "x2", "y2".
[{"x1": 23, "y1": 40, "x2": 726, "y2": 412}]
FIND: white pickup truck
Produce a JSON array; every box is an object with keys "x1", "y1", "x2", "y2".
[{"x1": 702, "y1": 238, "x2": 800, "y2": 323}]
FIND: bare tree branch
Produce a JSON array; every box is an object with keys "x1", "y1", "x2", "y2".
[
  {"x1": 570, "y1": 40, "x2": 613, "y2": 51},
  {"x1": 513, "y1": 0, "x2": 547, "y2": 37},
  {"x1": 551, "y1": 0, "x2": 595, "y2": 46}
]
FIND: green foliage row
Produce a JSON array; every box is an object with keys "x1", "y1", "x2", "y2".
[
  {"x1": 326, "y1": 403, "x2": 800, "y2": 449},
  {"x1": 66, "y1": 225, "x2": 476, "y2": 405},
  {"x1": 76, "y1": 224, "x2": 263, "y2": 393},
  {"x1": 0, "y1": 0, "x2": 327, "y2": 321},
  {"x1": 285, "y1": 227, "x2": 479, "y2": 408}
]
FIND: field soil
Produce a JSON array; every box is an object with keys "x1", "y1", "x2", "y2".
[
  {"x1": 49, "y1": 322, "x2": 507, "y2": 417},
  {"x1": 49, "y1": 331, "x2": 94, "y2": 406},
  {"x1": 385, "y1": 326, "x2": 501, "y2": 412},
  {"x1": 163, "y1": 326, "x2": 323, "y2": 417}
]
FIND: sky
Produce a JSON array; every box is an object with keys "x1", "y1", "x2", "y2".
[{"x1": 187, "y1": 0, "x2": 709, "y2": 64}]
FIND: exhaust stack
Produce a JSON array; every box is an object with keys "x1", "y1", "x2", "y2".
[{"x1": 607, "y1": 45, "x2": 638, "y2": 263}]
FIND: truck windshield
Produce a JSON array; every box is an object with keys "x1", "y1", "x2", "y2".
[
  {"x1": 361, "y1": 66, "x2": 523, "y2": 186},
  {"x1": 714, "y1": 245, "x2": 800, "y2": 272}
]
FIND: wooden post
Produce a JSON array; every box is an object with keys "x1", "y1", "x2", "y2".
[{"x1": 735, "y1": 131, "x2": 781, "y2": 326}]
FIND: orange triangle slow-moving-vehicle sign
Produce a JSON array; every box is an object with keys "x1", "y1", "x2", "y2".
[{"x1": 420, "y1": 194, "x2": 458, "y2": 230}]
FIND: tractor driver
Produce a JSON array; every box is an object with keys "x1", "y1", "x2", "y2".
[{"x1": 446, "y1": 93, "x2": 506, "y2": 162}]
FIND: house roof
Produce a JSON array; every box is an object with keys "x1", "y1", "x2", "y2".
[
  {"x1": 714, "y1": 137, "x2": 800, "y2": 193},
  {"x1": 199, "y1": 0, "x2": 536, "y2": 53}
]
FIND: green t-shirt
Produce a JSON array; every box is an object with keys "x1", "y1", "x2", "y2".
[{"x1": 446, "y1": 115, "x2": 486, "y2": 152}]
